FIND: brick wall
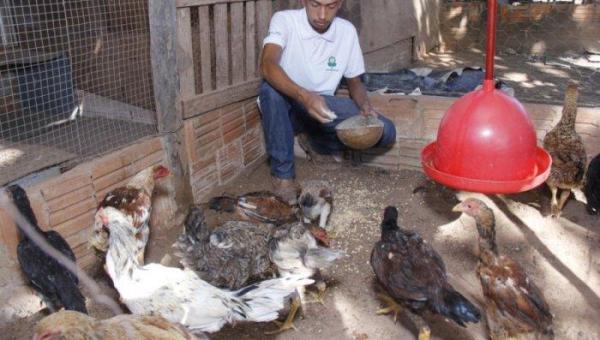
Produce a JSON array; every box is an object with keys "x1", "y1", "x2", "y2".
[
  {"x1": 0, "y1": 136, "x2": 167, "y2": 268},
  {"x1": 183, "y1": 98, "x2": 266, "y2": 203},
  {"x1": 355, "y1": 94, "x2": 600, "y2": 171}
]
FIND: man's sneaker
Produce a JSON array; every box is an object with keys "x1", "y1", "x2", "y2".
[
  {"x1": 297, "y1": 133, "x2": 343, "y2": 170},
  {"x1": 272, "y1": 177, "x2": 300, "y2": 205}
]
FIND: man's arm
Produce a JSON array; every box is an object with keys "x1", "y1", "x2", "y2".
[
  {"x1": 345, "y1": 76, "x2": 375, "y2": 116},
  {"x1": 260, "y1": 43, "x2": 335, "y2": 123}
]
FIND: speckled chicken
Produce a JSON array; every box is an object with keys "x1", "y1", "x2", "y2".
[
  {"x1": 175, "y1": 206, "x2": 342, "y2": 333},
  {"x1": 33, "y1": 310, "x2": 204, "y2": 340},
  {"x1": 584, "y1": 153, "x2": 600, "y2": 215},
  {"x1": 370, "y1": 206, "x2": 480, "y2": 340},
  {"x1": 543, "y1": 84, "x2": 587, "y2": 217},
  {"x1": 454, "y1": 198, "x2": 553, "y2": 339},
  {"x1": 90, "y1": 165, "x2": 170, "y2": 264},
  {"x1": 209, "y1": 191, "x2": 298, "y2": 225},
  {"x1": 98, "y1": 206, "x2": 313, "y2": 333},
  {"x1": 174, "y1": 205, "x2": 274, "y2": 289},
  {"x1": 298, "y1": 180, "x2": 333, "y2": 229},
  {"x1": 2, "y1": 184, "x2": 87, "y2": 314}
]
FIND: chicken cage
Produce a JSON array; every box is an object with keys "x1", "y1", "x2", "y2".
[{"x1": 0, "y1": 0, "x2": 158, "y2": 186}]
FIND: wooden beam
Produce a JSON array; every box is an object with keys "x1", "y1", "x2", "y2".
[
  {"x1": 197, "y1": 6, "x2": 213, "y2": 92},
  {"x1": 183, "y1": 79, "x2": 261, "y2": 119},
  {"x1": 245, "y1": 1, "x2": 257, "y2": 79},
  {"x1": 176, "y1": 0, "x2": 245, "y2": 8},
  {"x1": 230, "y1": 2, "x2": 245, "y2": 84},
  {"x1": 177, "y1": 8, "x2": 196, "y2": 99},
  {"x1": 256, "y1": 0, "x2": 272, "y2": 44},
  {"x1": 149, "y1": 0, "x2": 182, "y2": 135},
  {"x1": 214, "y1": 3, "x2": 230, "y2": 88}
]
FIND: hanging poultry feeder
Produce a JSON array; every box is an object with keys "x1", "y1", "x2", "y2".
[{"x1": 421, "y1": 0, "x2": 551, "y2": 194}]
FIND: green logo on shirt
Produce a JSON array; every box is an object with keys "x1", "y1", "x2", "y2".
[{"x1": 327, "y1": 56, "x2": 338, "y2": 71}]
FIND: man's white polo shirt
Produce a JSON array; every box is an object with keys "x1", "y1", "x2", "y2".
[{"x1": 263, "y1": 8, "x2": 365, "y2": 96}]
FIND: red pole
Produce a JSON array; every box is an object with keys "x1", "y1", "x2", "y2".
[{"x1": 484, "y1": 0, "x2": 497, "y2": 90}]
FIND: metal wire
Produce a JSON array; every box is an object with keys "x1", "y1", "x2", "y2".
[
  {"x1": 431, "y1": 0, "x2": 599, "y2": 106},
  {"x1": 0, "y1": 0, "x2": 157, "y2": 185}
]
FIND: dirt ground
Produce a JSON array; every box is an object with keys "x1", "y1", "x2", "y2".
[{"x1": 3, "y1": 157, "x2": 600, "y2": 339}]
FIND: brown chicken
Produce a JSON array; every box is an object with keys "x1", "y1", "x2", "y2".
[
  {"x1": 453, "y1": 198, "x2": 553, "y2": 339},
  {"x1": 543, "y1": 84, "x2": 587, "y2": 217},
  {"x1": 33, "y1": 310, "x2": 204, "y2": 340},
  {"x1": 90, "y1": 164, "x2": 170, "y2": 264},
  {"x1": 370, "y1": 206, "x2": 480, "y2": 340},
  {"x1": 209, "y1": 191, "x2": 297, "y2": 225},
  {"x1": 209, "y1": 191, "x2": 330, "y2": 246}
]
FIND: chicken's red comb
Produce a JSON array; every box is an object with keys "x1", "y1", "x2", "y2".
[{"x1": 153, "y1": 165, "x2": 171, "y2": 179}]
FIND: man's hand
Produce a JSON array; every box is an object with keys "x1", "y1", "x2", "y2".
[
  {"x1": 359, "y1": 104, "x2": 379, "y2": 117},
  {"x1": 299, "y1": 91, "x2": 337, "y2": 124}
]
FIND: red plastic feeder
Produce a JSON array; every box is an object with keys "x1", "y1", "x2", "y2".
[{"x1": 421, "y1": 0, "x2": 551, "y2": 194}]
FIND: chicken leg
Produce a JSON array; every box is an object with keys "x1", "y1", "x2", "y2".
[
  {"x1": 376, "y1": 292, "x2": 431, "y2": 340},
  {"x1": 557, "y1": 188, "x2": 572, "y2": 213},
  {"x1": 265, "y1": 296, "x2": 301, "y2": 334},
  {"x1": 549, "y1": 186, "x2": 560, "y2": 217},
  {"x1": 307, "y1": 280, "x2": 327, "y2": 305}
]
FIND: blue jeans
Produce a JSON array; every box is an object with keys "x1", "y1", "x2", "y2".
[{"x1": 259, "y1": 81, "x2": 396, "y2": 179}]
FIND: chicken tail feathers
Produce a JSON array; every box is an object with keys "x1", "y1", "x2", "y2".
[
  {"x1": 227, "y1": 275, "x2": 314, "y2": 324},
  {"x1": 6, "y1": 184, "x2": 40, "y2": 232},
  {"x1": 55, "y1": 275, "x2": 88, "y2": 314},
  {"x1": 437, "y1": 288, "x2": 481, "y2": 327},
  {"x1": 304, "y1": 247, "x2": 344, "y2": 269},
  {"x1": 208, "y1": 196, "x2": 237, "y2": 213},
  {"x1": 183, "y1": 206, "x2": 207, "y2": 244}
]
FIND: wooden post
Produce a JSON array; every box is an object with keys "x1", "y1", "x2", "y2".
[{"x1": 149, "y1": 0, "x2": 193, "y2": 201}]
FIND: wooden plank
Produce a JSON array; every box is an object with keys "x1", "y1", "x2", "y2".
[
  {"x1": 183, "y1": 78, "x2": 261, "y2": 118},
  {"x1": 53, "y1": 210, "x2": 95, "y2": 239},
  {"x1": 256, "y1": 0, "x2": 272, "y2": 44},
  {"x1": 50, "y1": 197, "x2": 96, "y2": 227},
  {"x1": 91, "y1": 138, "x2": 163, "y2": 179},
  {"x1": 77, "y1": 252, "x2": 98, "y2": 270},
  {"x1": 177, "y1": 0, "x2": 245, "y2": 7},
  {"x1": 66, "y1": 227, "x2": 95, "y2": 253},
  {"x1": 0, "y1": 208, "x2": 18, "y2": 259},
  {"x1": 47, "y1": 185, "x2": 95, "y2": 213},
  {"x1": 40, "y1": 172, "x2": 92, "y2": 201},
  {"x1": 198, "y1": 6, "x2": 213, "y2": 92},
  {"x1": 230, "y1": 2, "x2": 245, "y2": 84},
  {"x1": 214, "y1": 3, "x2": 230, "y2": 88},
  {"x1": 245, "y1": 1, "x2": 257, "y2": 79},
  {"x1": 177, "y1": 8, "x2": 196, "y2": 98}
]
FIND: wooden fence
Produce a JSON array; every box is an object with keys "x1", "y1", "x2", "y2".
[{"x1": 175, "y1": 0, "x2": 272, "y2": 119}]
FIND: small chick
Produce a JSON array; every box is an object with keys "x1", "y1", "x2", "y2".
[{"x1": 298, "y1": 180, "x2": 333, "y2": 229}]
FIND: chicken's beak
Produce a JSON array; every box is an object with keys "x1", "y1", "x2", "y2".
[{"x1": 452, "y1": 202, "x2": 464, "y2": 213}]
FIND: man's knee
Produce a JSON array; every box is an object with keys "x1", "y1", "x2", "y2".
[{"x1": 378, "y1": 115, "x2": 397, "y2": 147}]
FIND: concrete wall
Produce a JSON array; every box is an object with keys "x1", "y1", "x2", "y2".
[{"x1": 274, "y1": 0, "x2": 442, "y2": 72}]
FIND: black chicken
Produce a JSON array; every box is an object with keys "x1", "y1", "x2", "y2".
[
  {"x1": 584, "y1": 153, "x2": 600, "y2": 215},
  {"x1": 4, "y1": 184, "x2": 87, "y2": 313},
  {"x1": 371, "y1": 206, "x2": 480, "y2": 340}
]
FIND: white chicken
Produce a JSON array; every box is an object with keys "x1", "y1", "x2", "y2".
[{"x1": 97, "y1": 206, "x2": 313, "y2": 333}]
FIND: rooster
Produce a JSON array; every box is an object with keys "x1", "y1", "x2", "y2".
[
  {"x1": 90, "y1": 165, "x2": 170, "y2": 264},
  {"x1": 543, "y1": 84, "x2": 587, "y2": 217},
  {"x1": 584, "y1": 153, "x2": 600, "y2": 215},
  {"x1": 33, "y1": 310, "x2": 204, "y2": 340},
  {"x1": 453, "y1": 198, "x2": 553, "y2": 339},
  {"x1": 370, "y1": 206, "x2": 480, "y2": 340},
  {"x1": 298, "y1": 180, "x2": 333, "y2": 229},
  {"x1": 98, "y1": 206, "x2": 313, "y2": 333},
  {"x1": 2, "y1": 184, "x2": 87, "y2": 313}
]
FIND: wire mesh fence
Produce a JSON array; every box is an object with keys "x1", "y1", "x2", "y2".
[
  {"x1": 422, "y1": 0, "x2": 600, "y2": 106},
  {"x1": 0, "y1": 0, "x2": 157, "y2": 185}
]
